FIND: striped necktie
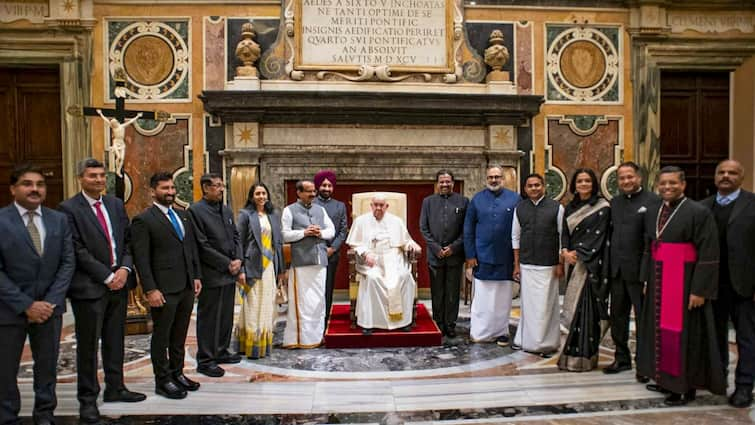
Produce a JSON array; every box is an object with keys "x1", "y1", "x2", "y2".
[{"x1": 26, "y1": 211, "x2": 43, "y2": 255}]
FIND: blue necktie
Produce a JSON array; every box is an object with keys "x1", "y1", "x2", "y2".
[{"x1": 167, "y1": 208, "x2": 184, "y2": 240}]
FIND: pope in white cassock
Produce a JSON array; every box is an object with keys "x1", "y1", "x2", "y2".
[{"x1": 346, "y1": 194, "x2": 421, "y2": 333}]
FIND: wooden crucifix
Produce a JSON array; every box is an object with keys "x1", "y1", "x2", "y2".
[{"x1": 68, "y1": 74, "x2": 170, "y2": 199}]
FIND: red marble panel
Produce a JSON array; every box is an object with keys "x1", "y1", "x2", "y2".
[
  {"x1": 204, "y1": 17, "x2": 226, "y2": 90},
  {"x1": 123, "y1": 119, "x2": 189, "y2": 217},
  {"x1": 516, "y1": 22, "x2": 533, "y2": 95},
  {"x1": 549, "y1": 118, "x2": 618, "y2": 194}
]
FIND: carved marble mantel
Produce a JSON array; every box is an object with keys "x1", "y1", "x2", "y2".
[{"x1": 201, "y1": 90, "x2": 543, "y2": 209}]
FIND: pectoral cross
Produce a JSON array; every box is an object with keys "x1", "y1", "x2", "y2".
[{"x1": 67, "y1": 72, "x2": 170, "y2": 200}]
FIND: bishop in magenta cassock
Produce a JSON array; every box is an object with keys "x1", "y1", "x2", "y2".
[{"x1": 636, "y1": 166, "x2": 726, "y2": 406}]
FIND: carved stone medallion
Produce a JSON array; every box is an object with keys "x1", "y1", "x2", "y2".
[
  {"x1": 123, "y1": 35, "x2": 175, "y2": 86},
  {"x1": 559, "y1": 40, "x2": 605, "y2": 89}
]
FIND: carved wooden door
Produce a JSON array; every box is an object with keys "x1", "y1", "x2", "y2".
[
  {"x1": 0, "y1": 67, "x2": 64, "y2": 207},
  {"x1": 660, "y1": 71, "x2": 729, "y2": 200}
]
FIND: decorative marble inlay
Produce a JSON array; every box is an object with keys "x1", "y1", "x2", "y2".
[
  {"x1": 490, "y1": 125, "x2": 516, "y2": 150},
  {"x1": 204, "y1": 16, "x2": 226, "y2": 90},
  {"x1": 515, "y1": 21, "x2": 533, "y2": 94},
  {"x1": 107, "y1": 20, "x2": 191, "y2": 101},
  {"x1": 232, "y1": 122, "x2": 259, "y2": 148},
  {"x1": 545, "y1": 115, "x2": 622, "y2": 200},
  {"x1": 120, "y1": 116, "x2": 192, "y2": 216},
  {"x1": 545, "y1": 25, "x2": 620, "y2": 103}
]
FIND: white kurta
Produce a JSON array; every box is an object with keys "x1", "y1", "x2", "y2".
[
  {"x1": 511, "y1": 200, "x2": 564, "y2": 353},
  {"x1": 513, "y1": 265, "x2": 561, "y2": 353},
  {"x1": 347, "y1": 212, "x2": 417, "y2": 330},
  {"x1": 280, "y1": 203, "x2": 335, "y2": 348},
  {"x1": 470, "y1": 279, "x2": 513, "y2": 341}
]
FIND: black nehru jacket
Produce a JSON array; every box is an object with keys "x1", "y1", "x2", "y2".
[
  {"x1": 516, "y1": 198, "x2": 560, "y2": 266},
  {"x1": 609, "y1": 188, "x2": 660, "y2": 282}
]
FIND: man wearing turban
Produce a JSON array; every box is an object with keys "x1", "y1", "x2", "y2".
[{"x1": 313, "y1": 170, "x2": 349, "y2": 328}]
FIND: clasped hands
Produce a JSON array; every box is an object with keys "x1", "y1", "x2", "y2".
[
  {"x1": 363, "y1": 242, "x2": 421, "y2": 268},
  {"x1": 25, "y1": 301, "x2": 55, "y2": 324},
  {"x1": 303, "y1": 224, "x2": 322, "y2": 238},
  {"x1": 106, "y1": 268, "x2": 130, "y2": 291}
]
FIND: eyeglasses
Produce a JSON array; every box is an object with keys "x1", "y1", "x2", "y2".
[
  {"x1": 487, "y1": 175, "x2": 503, "y2": 180},
  {"x1": 208, "y1": 183, "x2": 225, "y2": 188}
]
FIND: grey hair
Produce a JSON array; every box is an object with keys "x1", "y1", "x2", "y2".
[{"x1": 77, "y1": 158, "x2": 105, "y2": 176}]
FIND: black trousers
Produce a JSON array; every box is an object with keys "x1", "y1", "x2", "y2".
[
  {"x1": 150, "y1": 287, "x2": 194, "y2": 383},
  {"x1": 609, "y1": 274, "x2": 643, "y2": 366},
  {"x1": 0, "y1": 316, "x2": 61, "y2": 425},
  {"x1": 71, "y1": 289, "x2": 128, "y2": 405},
  {"x1": 713, "y1": 280, "x2": 755, "y2": 389},
  {"x1": 324, "y1": 253, "x2": 340, "y2": 326},
  {"x1": 428, "y1": 262, "x2": 463, "y2": 329},
  {"x1": 196, "y1": 283, "x2": 236, "y2": 367}
]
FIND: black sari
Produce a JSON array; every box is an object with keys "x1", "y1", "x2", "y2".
[{"x1": 558, "y1": 196, "x2": 611, "y2": 372}]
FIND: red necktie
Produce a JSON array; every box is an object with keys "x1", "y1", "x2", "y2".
[{"x1": 94, "y1": 201, "x2": 114, "y2": 266}]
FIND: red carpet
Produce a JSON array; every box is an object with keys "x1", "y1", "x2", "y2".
[{"x1": 324, "y1": 304, "x2": 442, "y2": 348}]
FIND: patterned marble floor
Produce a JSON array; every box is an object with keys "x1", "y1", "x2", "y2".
[{"x1": 16, "y1": 299, "x2": 751, "y2": 424}]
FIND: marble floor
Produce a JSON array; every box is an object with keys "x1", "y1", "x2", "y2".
[{"x1": 16, "y1": 299, "x2": 752, "y2": 424}]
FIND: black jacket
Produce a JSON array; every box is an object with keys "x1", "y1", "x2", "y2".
[
  {"x1": 131, "y1": 205, "x2": 201, "y2": 295},
  {"x1": 420, "y1": 192, "x2": 468, "y2": 266},
  {"x1": 609, "y1": 188, "x2": 660, "y2": 282},
  {"x1": 59, "y1": 193, "x2": 134, "y2": 299},
  {"x1": 188, "y1": 199, "x2": 242, "y2": 288},
  {"x1": 701, "y1": 190, "x2": 755, "y2": 298}
]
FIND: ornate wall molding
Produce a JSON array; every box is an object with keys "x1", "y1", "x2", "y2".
[
  {"x1": 106, "y1": 18, "x2": 191, "y2": 102},
  {"x1": 545, "y1": 24, "x2": 622, "y2": 104}
]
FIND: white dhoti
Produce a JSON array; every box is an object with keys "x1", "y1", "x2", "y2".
[
  {"x1": 513, "y1": 264, "x2": 561, "y2": 353},
  {"x1": 470, "y1": 279, "x2": 513, "y2": 342},
  {"x1": 282, "y1": 265, "x2": 326, "y2": 348}
]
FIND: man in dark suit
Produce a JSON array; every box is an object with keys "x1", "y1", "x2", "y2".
[
  {"x1": 187, "y1": 173, "x2": 242, "y2": 377},
  {"x1": 58, "y1": 158, "x2": 146, "y2": 424},
  {"x1": 420, "y1": 169, "x2": 468, "y2": 337},
  {"x1": 132, "y1": 172, "x2": 202, "y2": 400},
  {"x1": 701, "y1": 159, "x2": 755, "y2": 408},
  {"x1": 603, "y1": 162, "x2": 659, "y2": 383},
  {"x1": 312, "y1": 170, "x2": 349, "y2": 327},
  {"x1": 0, "y1": 163, "x2": 74, "y2": 425}
]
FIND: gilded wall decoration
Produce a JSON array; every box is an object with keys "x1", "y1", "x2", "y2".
[
  {"x1": 107, "y1": 20, "x2": 191, "y2": 101},
  {"x1": 227, "y1": 18, "x2": 280, "y2": 82},
  {"x1": 545, "y1": 25, "x2": 621, "y2": 104},
  {"x1": 545, "y1": 115, "x2": 623, "y2": 201}
]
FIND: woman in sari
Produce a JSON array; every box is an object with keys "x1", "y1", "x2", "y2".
[
  {"x1": 558, "y1": 168, "x2": 611, "y2": 372},
  {"x1": 236, "y1": 183, "x2": 284, "y2": 359}
]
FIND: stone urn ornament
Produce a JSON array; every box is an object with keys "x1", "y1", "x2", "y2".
[
  {"x1": 235, "y1": 22, "x2": 261, "y2": 78},
  {"x1": 484, "y1": 30, "x2": 511, "y2": 83}
]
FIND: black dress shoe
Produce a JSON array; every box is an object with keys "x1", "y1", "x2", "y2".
[
  {"x1": 34, "y1": 419, "x2": 56, "y2": 425},
  {"x1": 602, "y1": 362, "x2": 632, "y2": 374},
  {"x1": 197, "y1": 364, "x2": 225, "y2": 378},
  {"x1": 646, "y1": 384, "x2": 671, "y2": 394},
  {"x1": 103, "y1": 387, "x2": 147, "y2": 403},
  {"x1": 729, "y1": 386, "x2": 754, "y2": 408},
  {"x1": 446, "y1": 327, "x2": 457, "y2": 338},
  {"x1": 362, "y1": 328, "x2": 372, "y2": 336},
  {"x1": 79, "y1": 403, "x2": 100, "y2": 424},
  {"x1": 636, "y1": 374, "x2": 650, "y2": 383},
  {"x1": 217, "y1": 352, "x2": 242, "y2": 364},
  {"x1": 664, "y1": 389, "x2": 695, "y2": 406},
  {"x1": 155, "y1": 380, "x2": 187, "y2": 399},
  {"x1": 173, "y1": 373, "x2": 200, "y2": 391}
]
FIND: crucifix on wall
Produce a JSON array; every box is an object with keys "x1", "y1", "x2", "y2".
[
  {"x1": 67, "y1": 70, "x2": 170, "y2": 334},
  {"x1": 68, "y1": 70, "x2": 170, "y2": 200}
]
